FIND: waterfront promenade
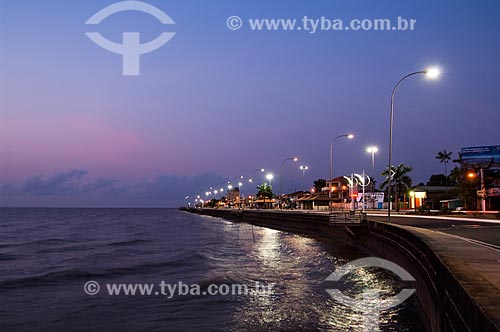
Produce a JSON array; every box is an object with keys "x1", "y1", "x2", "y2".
[{"x1": 182, "y1": 207, "x2": 500, "y2": 332}]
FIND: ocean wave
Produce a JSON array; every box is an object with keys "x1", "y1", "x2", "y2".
[
  {"x1": 107, "y1": 239, "x2": 151, "y2": 247},
  {"x1": 0, "y1": 238, "x2": 76, "y2": 249},
  {"x1": 0, "y1": 255, "x2": 203, "y2": 290}
]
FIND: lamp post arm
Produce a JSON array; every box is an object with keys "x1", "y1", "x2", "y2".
[
  {"x1": 388, "y1": 71, "x2": 425, "y2": 222},
  {"x1": 329, "y1": 134, "x2": 350, "y2": 180},
  {"x1": 280, "y1": 158, "x2": 295, "y2": 198}
]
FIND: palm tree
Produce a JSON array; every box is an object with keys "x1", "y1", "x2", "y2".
[
  {"x1": 436, "y1": 150, "x2": 452, "y2": 175},
  {"x1": 313, "y1": 179, "x2": 326, "y2": 193},
  {"x1": 380, "y1": 164, "x2": 413, "y2": 212},
  {"x1": 256, "y1": 183, "x2": 273, "y2": 199}
]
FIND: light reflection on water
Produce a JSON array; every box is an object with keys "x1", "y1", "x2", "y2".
[
  {"x1": 0, "y1": 208, "x2": 425, "y2": 331},
  {"x1": 201, "y1": 218, "x2": 424, "y2": 332}
]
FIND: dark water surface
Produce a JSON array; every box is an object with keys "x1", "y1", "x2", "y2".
[{"x1": 0, "y1": 208, "x2": 426, "y2": 331}]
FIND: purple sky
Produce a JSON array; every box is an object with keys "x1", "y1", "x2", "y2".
[{"x1": 1, "y1": 0, "x2": 499, "y2": 207}]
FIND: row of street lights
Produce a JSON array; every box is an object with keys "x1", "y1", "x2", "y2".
[{"x1": 186, "y1": 65, "x2": 442, "y2": 218}]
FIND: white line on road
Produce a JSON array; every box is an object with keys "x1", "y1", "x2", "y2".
[{"x1": 367, "y1": 213, "x2": 500, "y2": 224}]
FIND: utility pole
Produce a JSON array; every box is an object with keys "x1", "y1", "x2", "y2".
[{"x1": 480, "y1": 168, "x2": 486, "y2": 211}]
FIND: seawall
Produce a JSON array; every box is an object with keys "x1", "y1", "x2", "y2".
[{"x1": 180, "y1": 207, "x2": 500, "y2": 332}]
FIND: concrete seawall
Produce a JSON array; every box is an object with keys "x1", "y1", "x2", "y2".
[{"x1": 181, "y1": 207, "x2": 500, "y2": 332}]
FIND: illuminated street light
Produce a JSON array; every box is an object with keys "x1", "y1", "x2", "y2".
[
  {"x1": 388, "y1": 67, "x2": 441, "y2": 222},
  {"x1": 299, "y1": 165, "x2": 309, "y2": 191},
  {"x1": 330, "y1": 134, "x2": 354, "y2": 180},
  {"x1": 366, "y1": 146, "x2": 379, "y2": 209},
  {"x1": 266, "y1": 173, "x2": 274, "y2": 186},
  {"x1": 248, "y1": 168, "x2": 265, "y2": 185},
  {"x1": 280, "y1": 157, "x2": 299, "y2": 199},
  {"x1": 425, "y1": 67, "x2": 441, "y2": 80}
]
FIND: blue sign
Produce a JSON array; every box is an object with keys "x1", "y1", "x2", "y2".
[{"x1": 461, "y1": 145, "x2": 500, "y2": 162}]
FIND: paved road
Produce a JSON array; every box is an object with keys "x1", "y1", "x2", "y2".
[{"x1": 367, "y1": 214, "x2": 500, "y2": 248}]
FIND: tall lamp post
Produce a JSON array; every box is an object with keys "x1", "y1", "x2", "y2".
[
  {"x1": 248, "y1": 168, "x2": 265, "y2": 186},
  {"x1": 299, "y1": 165, "x2": 309, "y2": 192},
  {"x1": 367, "y1": 146, "x2": 378, "y2": 208},
  {"x1": 280, "y1": 157, "x2": 298, "y2": 206},
  {"x1": 329, "y1": 134, "x2": 354, "y2": 210},
  {"x1": 388, "y1": 67, "x2": 440, "y2": 222},
  {"x1": 265, "y1": 173, "x2": 274, "y2": 209},
  {"x1": 266, "y1": 173, "x2": 274, "y2": 187},
  {"x1": 330, "y1": 134, "x2": 354, "y2": 180}
]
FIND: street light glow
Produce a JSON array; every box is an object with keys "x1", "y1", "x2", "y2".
[
  {"x1": 293, "y1": 157, "x2": 299, "y2": 162},
  {"x1": 266, "y1": 173, "x2": 274, "y2": 181},
  {"x1": 366, "y1": 146, "x2": 379, "y2": 153},
  {"x1": 347, "y1": 134, "x2": 354, "y2": 139},
  {"x1": 425, "y1": 67, "x2": 441, "y2": 79},
  {"x1": 300, "y1": 165, "x2": 309, "y2": 170}
]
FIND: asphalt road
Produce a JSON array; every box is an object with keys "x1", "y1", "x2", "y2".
[{"x1": 367, "y1": 214, "x2": 500, "y2": 248}]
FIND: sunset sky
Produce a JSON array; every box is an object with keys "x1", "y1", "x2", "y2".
[{"x1": 1, "y1": 0, "x2": 499, "y2": 207}]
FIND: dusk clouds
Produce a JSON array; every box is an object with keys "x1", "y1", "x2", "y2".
[{"x1": 0, "y1": 170, "x2": 226, "y2": 207}]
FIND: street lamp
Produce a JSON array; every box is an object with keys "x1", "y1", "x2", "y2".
[
  {"x1": 266, "y1": 173, "x2": 274, "y2": 186},
  {"x1": 388, "y1": 67, "x2": 441, "y2": 222},
  {"x1": 330, "y1": 134, "x2": 354, "y2": 180},
  {"x1": 366, "y1": 146, "x2": 379, "y2": 206},
  {"x1": 299, "y1": 165, "x2": 309, "y2": 192},
  {"x1": 329, "y1": 134, "x2": 353, "y2": 210},
  {"x1": 248, "y1": 168, "x2": 265, "y2": 185},
  {"x1": 280, "y1": 157, "x2": 298, "y2": 199},
  {"x1": 366, "y1": 146, "x2": 378, "y2": 178}
]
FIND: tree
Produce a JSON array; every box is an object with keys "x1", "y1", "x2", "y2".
[
  {"x1": 380, "y1": 164, "x2": 413, "y2": 212},
  {"x1": 449, "y1": 166, "x2": 477, "y2": 209},
  {"x1": 313, "y1": 179, "x2": 326, "y2": 193},
  {"x1": 427, "y1": 174, "x2": 449, "y2": 186},
  {"x1": 449, "y1": 165, "x2": 500, "y2": 210},
  {"x1": 256, "y1": 183, "x2": 273, "y2": 199},
  {"x1": 436, "y1": 150, "x2": 452, "y2": 176}
]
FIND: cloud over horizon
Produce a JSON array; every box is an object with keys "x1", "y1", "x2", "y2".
[{"x1": 0, "y1": 169, "x2": 226, "y2": 207}]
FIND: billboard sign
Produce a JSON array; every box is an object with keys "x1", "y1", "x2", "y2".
[
  {"x1": 487, "y1": 188, "x2": 500, "y2": 197},
  {"x1": 356, "y1": 192, "x2": 384, "y2": 203},
  {"x1": 461, "y1": 145, "x2": 500, "y2": 162}
]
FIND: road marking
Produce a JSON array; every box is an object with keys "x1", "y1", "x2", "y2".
[
  {"x1": 367, "y1": 213, "x2": 500, "y2": 224},
  {"x1": 438, "y1": 232, "x2": 500, "y2": 252}
]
